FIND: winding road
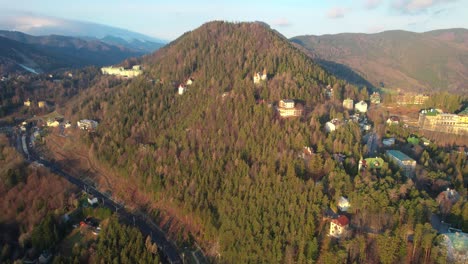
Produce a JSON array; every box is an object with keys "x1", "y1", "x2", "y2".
[{"x1": 15, "y1": 128, "x2": 183, "y2": 264}]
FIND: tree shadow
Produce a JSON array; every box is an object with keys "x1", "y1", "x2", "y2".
[{"x1": 316, "y1": 59, "x2": 376, "y2": 90}]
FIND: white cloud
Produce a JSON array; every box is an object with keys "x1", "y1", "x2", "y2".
[
  {"x1": 391, "y1": 0, "x2": 457, "y2": 13},
  {"x1": 365, "y1": 0, "x2": 384, "y2": 9},
  {"x1": 327, "y1": 7, "x2": 349, "y2": 19},
  {"x1": 272, "y1": 18, "x2": 292, "y2": 27}
]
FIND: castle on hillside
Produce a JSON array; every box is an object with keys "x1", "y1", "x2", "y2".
[
  {"x1": 101, "y1": 65, "x2": 143, "y2": 78},
  {"x1": 253, "y1": 69, "x2": 267, "y2": 84},
  {"x1": 418, "y1": 108, "x2": 468, "y2": 135}
]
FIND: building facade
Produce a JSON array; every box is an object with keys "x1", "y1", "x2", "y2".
[
  {"x1": 329, "y1": 215, "x2": 349, "y2": 238},
  {"x1": 418, "y1": 109, "x2": 468, "y2": 135},
  {"x1": 101, "y1": 65, "x2": 143, "y2": 78},
  {"x1": 277, "y1": 99, "x2": 303, "y2": 117},
  {"x1": 386, "y1": 150, "x2": 416, "y2": 177},
  {"x1": 355, "y1": 100, "x2": 368, "y2": 113},
  {"x1": 343, "y1": 98, "x2": 354, "y2": 110}
]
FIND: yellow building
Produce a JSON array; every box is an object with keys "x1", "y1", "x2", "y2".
[
  {"x1": 277, "y1": 99, "x2": 303, "y2": 117},
  {"x1": 24, "y1": 99, "x2": 31, "y2": 107},
  {"x1": 38, "y1": 101, "x2": 46, "y2": 108},
  {"x1": 101, "y1": 65, "x2": 143, "y2": 78},
  {"x1": 343, "y1": 98, "x2": 353, "y2": 110},
  {"x1": 419, "y1": 109, "x2": 468, "y2": 135}
]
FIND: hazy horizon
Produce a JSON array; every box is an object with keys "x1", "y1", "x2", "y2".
[{"x1": 1, "y1": 0, "x2": 467, "y2": 40}]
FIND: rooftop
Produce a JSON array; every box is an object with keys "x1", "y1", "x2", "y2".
[
  {"x1": 332, "y1": 215, "x2": 349, "y2": 227},
  {"x1": 386, "y1": 150, "x2": 414, "y2": 162}
]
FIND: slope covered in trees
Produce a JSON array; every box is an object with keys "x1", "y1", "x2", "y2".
[
  {"x1": 291, "y1": 28, "x2": 468, "y2": 94},
  {"x1": 68, "y1": 21, "x2": 466, "y2": 263}
]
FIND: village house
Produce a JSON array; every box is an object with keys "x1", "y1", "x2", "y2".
[
  {"x1": 38, "y1": 101, "x2": 47, "y2": 108},
  {"x1": 77, "y1": 119, "x2": 98, "y2": 131},
  {"x1": 325, "y1": 118, "x2": 342, "y2": 133},
  {"x1": 355, "y1": 100, "x2": 368, "y2": 113},
  {"x1": 370, "y1": 92, "x2": 381, "y2": 104},
  {"x1": 178, "y1": 84, "x2": 186, "y2": 95},
  {"x1": 386, "y1": 150, "x2": 416, "y2": 177},
  {"x1": 338, "y1": 196, "x2": 350, "y2": 212},
  {"x1": 186, "y1": 77, "x2": 194, "y2": 85},
  {"x1": 88, "y1": 197, "x2": 99, "y2": 206},
  {"x1": 24, "y1": 99, "x2": 31, "y2": 107},
  {"x1": 343, "y1": 98, "x2": 354, "y2": 111},
  {"x1": 324, "y1": 85, "x2": 333, "y2": 99},
  {"x1": 277, "y1": 99, "x2": 303, "y2": 118},
  {"x1": 329, "y1": 215, "x2": 349, "y2": 238},
  {"x1": 46, "y1": 119, "x2": 60, "y2": 127},
  {"x1": 382, "y1": 137, "x2": 395, "y2": 147},
  {"x1": 386, "y1": 116, "x2": 400, "y2": 125},
  {"x1": 359, "y1": 157, "x2": 385, "y2": 171},
  {"x1": 253, "y1": 69, "x2": 267, "y2": 84}
]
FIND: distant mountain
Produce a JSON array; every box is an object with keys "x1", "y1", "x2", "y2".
[
  {"x1": 0, "y1": 30, "x2": 146, "y2": 75},
  {"x1": 291, "y1": 28, "x2": 468, "y2": 94},
  {"x1": 98, "y1": 35, "x2": 164, "y2": 53}
]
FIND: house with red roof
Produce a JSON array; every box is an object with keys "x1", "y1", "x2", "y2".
[{"x1": 329, "y1": 215, "x2": 349, "y2": 238}]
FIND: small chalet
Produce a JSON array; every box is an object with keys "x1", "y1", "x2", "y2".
[
  {"x1": 178, "y1": 84, "x2": 186, "y2": 95},
  {"x1": 338, "y1": 197, "x2": 350, "y2": 212},
  {"x1": 383, "y1": 137, "x2": 395, "y2": 147},
  {"x1": 355, "y1": 100, "x2": 368, "y2": 113},
  {"x1": 186, "y1": 77, "x2": 194, "y2": 86},
  {"x1": 386, "y1": 116, "x2": 400, "y2": 125},
  {"x1": 253, "y1": 69, "x2": 267, "y2": 84},
  {"x1": 88, "y1": 197, "x2": 99, "y2": 206},
  {"x1": 329, "y1": 215, "x2": 349, "y2": 238},
  {"x1": 370, "y1": 92, "x2": 381, "y2": 104}
]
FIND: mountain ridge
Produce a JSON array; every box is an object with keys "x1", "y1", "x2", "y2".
[
  {"x1": 291, "y1": 28, "x2": 468, "y2": 93},
  {"x1": 0, "y1": 30, "x2": 148, "y2": 75}
]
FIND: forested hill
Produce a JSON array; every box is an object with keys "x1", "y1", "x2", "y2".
[
  {"x1": 75, "y1": 21, "x2": 352, "y2": 262},
  {"x1": 141, "y1": 21, "x2": 341, "y2": 101},
  {"x1": 291, "y1": 28, "x2": 468, "y2": 94},
  {"x1": 71, "y1": 21, "x2": 462, "y2": 263}
]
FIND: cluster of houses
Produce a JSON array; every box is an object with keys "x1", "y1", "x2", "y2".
[
  {"x1": 327, "y1": 196, "x2": 351, "y2": 238},
  {"x1": 177, "y1": 77, "x2": 194, "y2": 95},
  {"x1": 24, "y1": 99, "x2": 48, "y2": 109}
]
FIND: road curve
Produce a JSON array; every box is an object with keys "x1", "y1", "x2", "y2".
[{"x1": 20, "y1": 130, "x2": 182, "y2": 264}]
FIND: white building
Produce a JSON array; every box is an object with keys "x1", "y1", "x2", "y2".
[
  {"x1": 343, "y1": 98, "x2": 354, "y2": 110},
  {"x1": 325, "y1": 122, "x2": 336, "y2": 133},
  {"x1": 383, "y1": 138, "x2": 395, "y2": 147},
  {"x1": 338, "y1": 197, "x2": 350, "y2": 212},
  {"x1": 178, "y1": 84, "x2": 186, "y2": 95},
  {"x1": 77, "y1": 119, "x2": 98, "y2": 130},
  {"x1": 253, "y1": 69, "x2": 267, "y2": 84},
  {"x1": 355, "y1": 100, "x2": 368, "y2": 113}
]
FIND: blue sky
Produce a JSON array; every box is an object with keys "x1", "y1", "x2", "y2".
[{"x1": 1, "y1": 0, "x2": 467, "y2": 40}]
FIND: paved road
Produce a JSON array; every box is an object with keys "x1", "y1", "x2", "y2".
[{"x1": 18, "y1": 129, "x2": 183, "y2": 264}]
